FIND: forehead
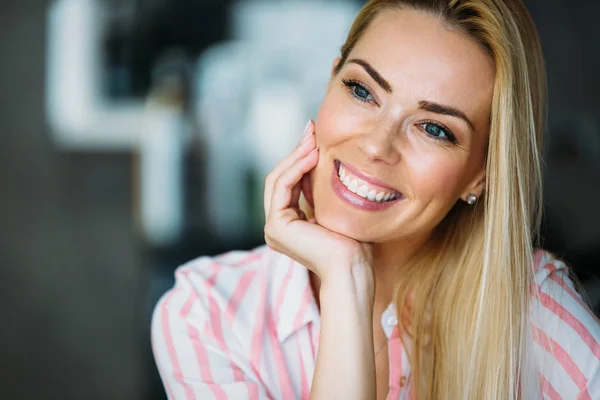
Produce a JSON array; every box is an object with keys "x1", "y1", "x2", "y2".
[{"x1": 348, "y1": 8, "x2": 495, "y2": 123}]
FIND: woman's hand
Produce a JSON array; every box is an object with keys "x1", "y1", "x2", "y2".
[
  {"x1": 263, "y1": 120, "x2": 374, "y2": 288},
  {"x1": 264, "y1": 121, "x2": 378, "y2": 399}
]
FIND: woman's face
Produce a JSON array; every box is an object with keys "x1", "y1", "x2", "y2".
[{"x1": 308, "y1": 8, "x2": 495, "y2": 244}]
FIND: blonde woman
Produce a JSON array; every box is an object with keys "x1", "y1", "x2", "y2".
[{"x1": 152, "y1": 0, "x2": 600, "y2": 399}]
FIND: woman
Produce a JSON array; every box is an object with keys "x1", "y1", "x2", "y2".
[{"x1": 152, "y1": 0, "x2": 600, "y2": 399}]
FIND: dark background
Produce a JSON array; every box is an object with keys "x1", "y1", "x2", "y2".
[{"x1": 0, "y1": 0, "x2": 598, "y2": 399}]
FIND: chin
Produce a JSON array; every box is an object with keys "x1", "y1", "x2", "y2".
[{"x1": 313, "y1": 204, "x2": 379, "y2": 243}]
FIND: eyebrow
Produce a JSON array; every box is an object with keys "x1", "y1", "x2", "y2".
[
  {"x1": 347, "y1": 58, "x2": 475, "y2": 131},
  {"x1": 347, "y1": 58, "x2": 393, "y2": 93},
  {"x1": 419, "y1": 101, "x2": 475, "y2": 131}
]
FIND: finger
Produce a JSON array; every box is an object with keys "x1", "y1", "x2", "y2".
[
  {"x1": 272, "y1": 121, "x2": 315, "y2": 178},
  {"x1": 264, "y1": 138, "x2": 316, "y2": 217},
  {"x1": 290, "y1": 182, "x2": 302, "y2": 208},
  {"x1": 296, "y1": 120, "x2": 315, "y2": 149},
  {"x1": 269, "y1": 147, "x2": 319, "y2": 218},
  {"x1": 297, "y1": 209, "x2": 307, "y2": 221},
  {"x1": 300, "y1": 174, "x2": 314, "y2": 210},
  {"x1": 264, "y1": 122, "x2": 316, "y2": 217},
  {"x1": 264, "y1": 135, "x2": 316, "y2": 218}
]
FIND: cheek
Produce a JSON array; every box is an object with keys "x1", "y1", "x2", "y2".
[
  {"x1": 404, "y1": 151, "x2": 468, "y2": 200},
  {"x1": 314, "y1": 92, "x2": 364, "y2": 147}
]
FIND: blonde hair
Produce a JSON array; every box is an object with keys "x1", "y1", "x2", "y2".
[{"x1": 333, "y1": 1, "x2": 547, "y2": 399}]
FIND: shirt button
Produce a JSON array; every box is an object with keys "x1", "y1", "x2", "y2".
[
  {"x1": 386, "y1": 315, "x2": 398, "y2": 326},
  {"x1": 399, "y1": 376, "x2": 407, "y2": 387}
]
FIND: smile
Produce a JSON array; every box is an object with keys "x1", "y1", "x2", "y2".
[{"x1": 331, "y1": 160, "x2": 404, "y2": 211}]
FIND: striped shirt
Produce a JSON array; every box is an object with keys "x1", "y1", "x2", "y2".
[{"x1": 151, "y1": 245, "x2": 600, "y2": 399}]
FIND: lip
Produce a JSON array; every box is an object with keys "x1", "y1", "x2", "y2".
[
  {"x1": 331, "y1": 160, "x2": 404, "y2": 211},
  {"x1": 338, "y1": 161, "x2": 400, "y2": 194}
]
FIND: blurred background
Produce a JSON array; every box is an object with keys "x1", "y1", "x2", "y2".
[{"x1": 0, "y1": 0, "x2": 598, "y2": 398}]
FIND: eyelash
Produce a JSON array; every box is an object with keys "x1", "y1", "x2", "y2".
[
  {"x1": 341, "y1": 78, "x2": 458, "y2": 144},
  {"x1": 341, "y1": 78, "x2": 376, "y2": 104},
  {"x1": 417, "y1": 121, "x2": 458, "y2": 144}
]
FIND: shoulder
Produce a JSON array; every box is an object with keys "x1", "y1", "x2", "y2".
[
  {"x1": 530, "y1": 249, "x2": 595, "y2": 316},
  {"x1": 154, "y1": 245, "x2": 298, "y2": 328},
  {"x1": 151, "y1": 246, "x2": 307, "y2": 397},
  {"x1": 170, "y1": 245, "x2": 275, "y2": 304},
  {"x1": 152, "y1": 245, "x2": 313, "y2": 345},
  {"x1": 530, "y1": 249, "x2": 600, "y2": 398},
  {"x1": 530, "y1": 249, "x2": 599, "y2": 338},
  {"x1": 532, "y1": 249, "x2": 571, "y2": 285}
]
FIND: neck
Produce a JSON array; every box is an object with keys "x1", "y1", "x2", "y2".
[{"x1": 370, "y1": 234, "x2": 426, "y2": 308}]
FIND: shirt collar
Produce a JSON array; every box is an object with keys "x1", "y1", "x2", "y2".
[{"x1": 381, "y1": 302, "x2": 399, "y2": 339}]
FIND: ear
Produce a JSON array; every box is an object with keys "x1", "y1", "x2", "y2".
[
  {"x1": 330, "y1": 57, "x2": 342, "y2": 79},
  {"x1": 460, "y1": 169, "x2": 486, "y2": 203}
]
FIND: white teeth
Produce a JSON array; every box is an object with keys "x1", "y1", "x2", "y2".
[
  {"x1": 336, "y1": 163, "x2": 400, "y2": 203},
  {"x1": 367, "y1": 190, "x2": 377, "y2": 201},
  {"x1": 348, "y1": 179, "x2": 359, "y2": 193},
  {"x1": 357, "y1": 185, "x2": 369, "y2": 197}
]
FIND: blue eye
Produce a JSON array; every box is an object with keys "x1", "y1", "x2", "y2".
[
  {"x1": 341, "y1": 79, "x2": 375, "y2": 103},
  {"x1": 421, "y1": 122, "x2": 457, "y2": 143},
  {"x1": 353, "y1": 85, "x2": 372, "y2": 100},
  {"x1": 425, "y1": 123, "x2": 447, "y2": 138}
]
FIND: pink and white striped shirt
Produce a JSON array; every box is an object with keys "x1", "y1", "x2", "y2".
[{"x1": 151, "y1": 245, "x2": 600, "y2": 399}]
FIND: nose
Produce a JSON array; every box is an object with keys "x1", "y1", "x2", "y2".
[{"x1": 357, "y1": 123, "x2": 402, "y2": 165}]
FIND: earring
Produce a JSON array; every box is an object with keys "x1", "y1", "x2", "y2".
[{"x1": 467, "y1": 195, "x2": 477, "y2": 205}]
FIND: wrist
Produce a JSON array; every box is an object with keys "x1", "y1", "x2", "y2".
[{"x1": 319, "y1": 264, "x2": 375, "y2": 312}]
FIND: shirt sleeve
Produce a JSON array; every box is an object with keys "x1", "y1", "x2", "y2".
[
  {"x1": 151, "y1": 263, "x2": 270, "y2": 400},
  {"x1": 531, "y1": 252, "x2": 600, "y2": 399}
]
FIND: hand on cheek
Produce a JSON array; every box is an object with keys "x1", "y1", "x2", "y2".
[{"x1": 263, "y1": 120, "x2": 375, "y2": 286}]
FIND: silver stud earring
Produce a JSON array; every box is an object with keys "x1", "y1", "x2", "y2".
[{"x1": 467, "y1": 195, "x2": 477, "y2": 205}]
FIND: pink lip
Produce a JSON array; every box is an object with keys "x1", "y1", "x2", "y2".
[
  {"x1": 339, "y1": 161, "x2": 400, "y2": 193},
  {"x1": 331, "y1": 161, "x2": 404, "y2": 211}
]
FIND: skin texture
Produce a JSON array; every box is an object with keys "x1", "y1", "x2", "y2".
[
  {"x1": 309, "y1": 8, "x2": 494, "y2": 278},
  {"x1": 263, "y1": 8, "x2": 496, "y2": 399}
]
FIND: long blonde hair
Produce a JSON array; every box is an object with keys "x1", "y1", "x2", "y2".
[{"x1": 334, "y1": 1, "x2": 547, "y2": 398}]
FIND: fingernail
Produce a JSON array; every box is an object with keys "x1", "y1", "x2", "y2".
[
  {"x1": 300, "y1": 120, "x2": 314, "y2": 143},
  {"x1": 308, "y1": 147, "x2": 319, "y2": 155}
]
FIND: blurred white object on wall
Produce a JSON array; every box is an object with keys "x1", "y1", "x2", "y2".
[
  {"x1": 195, "y1": 0, "x2": 360, "y2": 240},
  {"x1": 46, "y1": 0, "x2": 361, "y2": 244},
  {"x1": 139, "y1": 88, "x2": 187, "y2": 247},
  {"x1": 46, "y1": 0, "x2": 144, "y2": 150},
  {"x1": 47, "y1": 0, "x2": 191, "y2": 246}
]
